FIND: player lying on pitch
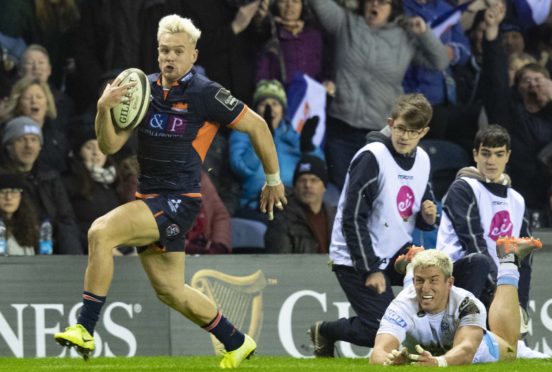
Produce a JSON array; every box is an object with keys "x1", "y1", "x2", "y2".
[{"x1": 370, "y1": 237, "x2": 543, "y2": 366}]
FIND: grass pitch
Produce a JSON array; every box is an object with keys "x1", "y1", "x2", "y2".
[{"x1": 0, "y1": 356, "x2": 550, "y2": 371}]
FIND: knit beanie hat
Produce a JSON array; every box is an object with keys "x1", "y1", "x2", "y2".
[
  {"x1": 500, "y1": 21, "x2": 526, "y2": 40},
  {"x1": 71, "y1": 125, "x2": 97, "y2": 155},
  {"x1": 293, "y1": 155, "x2": 328, "y2": 186},
  {"x1": 0, "y1": 173, "x2": 25, "y2": 190},
  {"x1": 1, "y1": 116, "x2": 43, "y2": 146},
  {"x1": 253, "y1": 79, "x2": 287, "y2": 110}
]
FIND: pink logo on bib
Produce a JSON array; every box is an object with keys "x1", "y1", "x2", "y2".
[
  {"x1": 489, "y1": 210, "x2": 513, "y2": 241},
  {"x1": 397, "y1": 186, "x2": 415, "y2": 220}
]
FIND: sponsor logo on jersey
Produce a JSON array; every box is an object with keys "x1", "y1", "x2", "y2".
[
  {"x1": 398, "y1": 174, "x2": 414, "y2": 180},
  {"x1": 168, "y1": 198, "x2": 182, "y2": 213},
  {"x1": 166, "y1": 224, "x2": 180, "y2": 238},
  {"x1": 488, "y1": 210, "x2": 513, "y2": 241},
  {"x1": 147, "y1": 113, "x2": 187, "y2": 134},
  {"x1": 383, "y1": 309, "x2": 407, "y2": 328},
  {"x1": 458, "y1": 297, "x2": 480, "y2": 319},
  {"x1": 397, "y1": 185, "x2": 415, "y2": 221},
  {"x1": 215, "y1": 88, "x2": 238, "y2": 111}
]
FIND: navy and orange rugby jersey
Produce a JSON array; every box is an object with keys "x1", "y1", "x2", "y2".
[{"x1": 136, "y1": 68, "x2": 247, "y2": 194}]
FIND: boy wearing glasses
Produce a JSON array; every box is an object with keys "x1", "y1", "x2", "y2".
[{"x1": 310, "y1": 93, "x2": 437, "y2": 356}]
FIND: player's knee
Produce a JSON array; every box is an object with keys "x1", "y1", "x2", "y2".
[{"x1": 88, "y1": 216, "x2": 114, "y2": 251}]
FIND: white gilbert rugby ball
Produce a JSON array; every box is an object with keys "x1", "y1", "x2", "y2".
[{"x1": 110, "y1": 68, "x2": 151, "y2": 130}]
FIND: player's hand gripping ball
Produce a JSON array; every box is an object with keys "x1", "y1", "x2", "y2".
[{"x1": 110, "y1": 68, "x2": 151, "y2": 130}]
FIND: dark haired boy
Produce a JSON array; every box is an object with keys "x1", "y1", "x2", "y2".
[{"x1": 437, "y1": 125, "x2": 533, "y2": 311}]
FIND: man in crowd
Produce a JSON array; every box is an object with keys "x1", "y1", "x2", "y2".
[{"x1": 265, "y1": 156, "x2": 336, "y2": 254}]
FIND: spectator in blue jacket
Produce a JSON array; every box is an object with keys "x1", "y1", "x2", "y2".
[
  {"x1": 229, "y1": 79, "x2": 324, "y2": 221},
  {"x1": 403, "y1": 0, "x2": 472, "y2": 138}
]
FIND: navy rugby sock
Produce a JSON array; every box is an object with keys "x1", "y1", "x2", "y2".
[
  {"x1": 203, "y1": 311, "x2": 245, "y2": 351},
  {"x1": 77, "y1": 291, "x2": 106, "y2": 335}
]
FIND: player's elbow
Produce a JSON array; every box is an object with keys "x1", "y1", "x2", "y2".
[
  {"x1": 457, "y1": 343, "x2": 478, "y2": 364},
  {"x1": 98, "y1": 140, "x2": 120, "y2": 155},
  {"x1": 98, "y1": 135, "x2": 124, "y2": 155}
]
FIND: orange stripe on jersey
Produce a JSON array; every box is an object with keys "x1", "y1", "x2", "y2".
[
  {"x1": 172, "y1": 102, "x2": 188, "y2": 110},
  {"x1": 181, "y1": 192, "x2": 202, "y2": 198},
  {"x1": 192, "y1": 121, "x2": 219, "y2": 162},
  {"x1": 227, "y1": 105, "x2": 248, "y2": 129},
  {"x1": 153, "y1": 211, "x2": 164, "y2": 218},
  {"x1": 156, "y1": 77, "x2": 180, "y2": 87},
  {"x1": 135, "y1": 192, "x2": 160, "y2": 199}
]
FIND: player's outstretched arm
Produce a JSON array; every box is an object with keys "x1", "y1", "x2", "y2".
[
  {"x1": 95, "y1": 78, "x2": 136, "y2": 155},
  {"x1": 370, "y1": 333, "x2": 408, "y2": 365},
  {"x1": 409, "y1": 326, "x2": 483, "y2": 366},
  {"x1": 232, "y1": 108, "x2": 287, "y2": 220}
]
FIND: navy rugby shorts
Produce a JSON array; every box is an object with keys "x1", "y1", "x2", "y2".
[{"x1": 136, "y1": 192, "x2": 201, "y2": 253}]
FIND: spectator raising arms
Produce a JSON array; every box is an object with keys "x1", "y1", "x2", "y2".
[
  {"x1": 255, "y1": 0, "x2": 333, "y2": 91},
  {"x1": 309, "y1": 0, "x2": 448, "y2": 189},
  {"x1": 481, "y1": 3, "x2": 552, "y2": 226}
]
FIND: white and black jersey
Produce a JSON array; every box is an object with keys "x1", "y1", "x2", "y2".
[
  {"x1": 330, "y1": 138, "x2": 433, "y2": 274},
  {"x1": 377, "y1": 285, "x2": 489, "y2": 358},
  {"x1": 437, "y1": 175, "x2": 527, "y2": 269}
]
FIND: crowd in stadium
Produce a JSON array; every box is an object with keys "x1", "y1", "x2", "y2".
[
  {"x1": 0, "y1": 0, "x2": 550, "y2": 256},
  {"x1": 1, "y1": 0, "x2": 551, "y2": 366}
]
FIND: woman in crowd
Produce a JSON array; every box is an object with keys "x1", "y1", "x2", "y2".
[
  {"x1": 0, "y1": 173, "x2": 39, "y2": 255},
  {"x1": 255, "y1": 0, "x2": 333, "y2": 93},
  {"x1": 62, "y1": 126, "x2": 121, "y2": 253},
  {"x1": 0, "y1": 76, "x2": 68, "y2": 172}
]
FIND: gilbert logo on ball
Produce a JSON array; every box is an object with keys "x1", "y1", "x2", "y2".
[{"x1": 110, "y1": 68, "x2": 151, "y2": 130}]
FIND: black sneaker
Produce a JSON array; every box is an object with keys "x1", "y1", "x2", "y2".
[{"x1": 309, "y1": 321, "x2": 334, "y2": 357}]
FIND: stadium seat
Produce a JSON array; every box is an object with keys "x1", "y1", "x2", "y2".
[
  {"x1": 411, "y1": 201, "x2": 443, "y2": 249},
  {"x1": 419, "y1": 139, "x2": 471, "y2": 201},
  {"x1": 231, "y1": 217, "x2": 267, "y2": 254},
  {"x1": 323, "y1": 182, "x2": 341, "y2": 208}
]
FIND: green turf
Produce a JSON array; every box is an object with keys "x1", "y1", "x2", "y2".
[{"x1": 0, "y1": 356, "x2": 550, "y2": 371}]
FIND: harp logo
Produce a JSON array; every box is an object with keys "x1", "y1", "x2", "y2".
[{"x1": 191, "y1": 270, "x2": 270, "y2": 354}]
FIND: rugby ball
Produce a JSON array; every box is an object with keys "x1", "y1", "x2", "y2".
[{"x1": 110, "y1": 68, "x2": 151, "y2": 130}]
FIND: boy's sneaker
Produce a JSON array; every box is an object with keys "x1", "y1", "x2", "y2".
[
  {"x1": 219, "y1": 334, "x2": 256, "y2": 369},
  {"x1": 54, "y1": 324, "x2": 94, "y2": 361},
  {"x1": 394, "y1": 245, "x2": 425, "y2": 275},
  {"x1": 309, "y1": 321, "x2": 334, "y2": 357},
  {"x1": 496, "y1": 237, "x2": 543, "y2": 262}
]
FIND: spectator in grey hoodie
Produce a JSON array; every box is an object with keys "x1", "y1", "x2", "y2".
[{"x1": 309, "y1": 0, "x2": 448, "y2": 189}]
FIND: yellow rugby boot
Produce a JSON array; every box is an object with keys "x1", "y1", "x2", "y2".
[
  {"x1": 219, "y1": 334, "x2": 256, "y2": 368},
  {"x1": 54, "y1": 324, "x2": 95, "y2": 361}
]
